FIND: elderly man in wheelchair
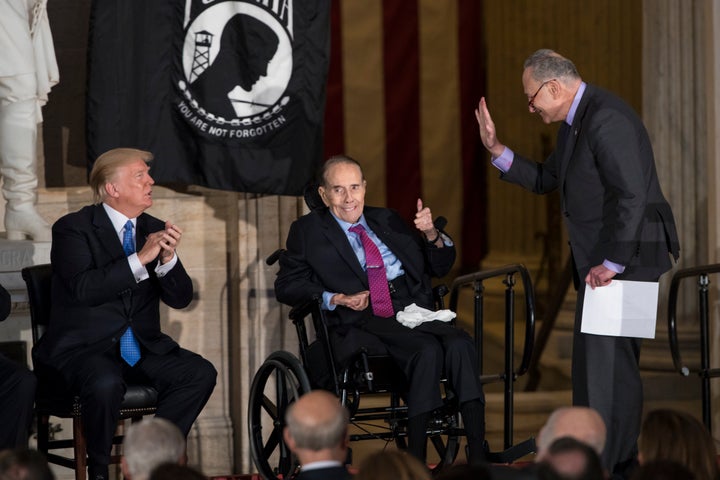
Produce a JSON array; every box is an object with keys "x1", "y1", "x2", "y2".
[{"x1": 274, "y1": 155, "x2": 486, "y2": 467}]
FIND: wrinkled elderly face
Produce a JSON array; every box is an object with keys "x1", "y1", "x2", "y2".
[{"x1": 318, "y1": 162, "x2": 366, "y2": 224}]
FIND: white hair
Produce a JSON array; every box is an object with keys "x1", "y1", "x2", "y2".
[{"x1": 123, "y1": 418, "x2": 186, "y2": 480}]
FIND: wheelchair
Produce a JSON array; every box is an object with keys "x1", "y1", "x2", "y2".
[{"x1": 248, "y1": 250, "x2": 537, "y2": 480}]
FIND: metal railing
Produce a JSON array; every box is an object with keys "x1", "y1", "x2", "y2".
[
  {"x1": 449, "y1": 264, "x2": 536, "y2": 459},
  {"x1": 667, "y1": 263, "x2": 720, "y2": 430}
]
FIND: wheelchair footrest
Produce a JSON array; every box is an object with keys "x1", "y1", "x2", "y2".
[{"x1": 485, "y1": 437, "x2": 536, "y2": 464}]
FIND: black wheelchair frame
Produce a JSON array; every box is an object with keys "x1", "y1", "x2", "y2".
[{"x1": 247, "y1": 258, "x2": 537, "y2": 480}]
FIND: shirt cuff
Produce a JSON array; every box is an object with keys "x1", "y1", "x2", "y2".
[
  {"x1": 439, "y1": 232, "x2": 454, "y2": 247},
  {"x1": 155, "y1": 253, "x2": 178, "y2": 278},
  {"x1": 128, "y1": 253, "x2": 149, "y2": 282},
  {"x1": 603, "y1": 259, "x2": 625, "y2": 274},
  {"x1": 322, "y1": 291, "x2": 338, "y2": 311},
  {"x1": 491, "y1": 147, "x2": 514, "y2": 173}
]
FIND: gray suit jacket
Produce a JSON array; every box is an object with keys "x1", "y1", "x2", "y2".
[{"x1": 502, "y1": 83, "x2": 679, "y2": 281}]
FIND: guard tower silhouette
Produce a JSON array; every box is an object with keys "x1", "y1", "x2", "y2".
[{"x1": 190, "y1": 30, "x2": 213, "y2": 82}]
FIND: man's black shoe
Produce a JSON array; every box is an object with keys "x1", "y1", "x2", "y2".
[{"x1": 88, "y1": 465, "x2": 109, "y2": 480}]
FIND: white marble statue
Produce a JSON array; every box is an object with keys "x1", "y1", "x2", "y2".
[{"x1": 0, "y1": 0, "x2": 59, "y2": 241}]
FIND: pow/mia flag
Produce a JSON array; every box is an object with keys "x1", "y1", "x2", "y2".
[{"x1": 86, "y1": 0, "x2": 330, "y2": 195}]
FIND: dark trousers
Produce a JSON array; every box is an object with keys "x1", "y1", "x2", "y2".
[
  {"x1": 41, "y1": 347, "x2": 216, "y2": 469},
  {"x1": 0, "y1": 354, "x2": 36, "y2": 449},
  {"x1": 331, "y1": 317, "x2": 484, "y2": 417},
  {"x1": 329, "y1": 275, "x2": 485, "y2": 461},
  {"x1": 572, "y1": 284, "x2": 643, "y2": 477}
]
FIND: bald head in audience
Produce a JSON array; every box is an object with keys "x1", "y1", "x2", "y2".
[
  {"x1": 283, "y1": 390, "x2": 350, "y2": 466},
  {"x1": 536, "y1": 407, "x2": 606, "y2": 461},
  {"x1": 541, "y1": 436, "x2": 605, "y2": 480}
]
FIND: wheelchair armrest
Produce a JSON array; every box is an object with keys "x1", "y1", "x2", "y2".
[
  {"x1": 266, "y1": 249, "x2": 284, "y2": 266},
  {"x1": 433, "y1": 284, "x2": 449, "y2": 299},
  {"x1": 288, "y1": 295, "x2": 323, "y2": 323},
  {"x1": 433, "y1": 284, "x2": 449, "y2": 310}
]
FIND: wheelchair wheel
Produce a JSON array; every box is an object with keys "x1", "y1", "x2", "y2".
[{"x1": 248, "y1": 351, "x2": 311, "y2": 480}]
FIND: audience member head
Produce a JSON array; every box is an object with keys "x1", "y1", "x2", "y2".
[
  {"x1": 121, "y1": 418, "x2": 187, "y2": 480},
  {"x1": 482, "y1": 463, "x2": 562, "y2": 480},
  {"x1": 89, "y1": 148, "x2": 153, "y2": 205},
  {"x1": 355, "y1": 450, "x2": 430, "y2": 480},
  {"x1": 630, "y1": 459, "x2": 696, "y2": 480},
  {"x1": 539, "y1": 437, "x2": 605, "y2": 480},
  {"x1": 148, "y1": 463, "x2": 205, "y2": 480},
  {"x1": 0, "y1": 449, "x2": 54, "y2": 480},
  {"x1": 283, "y1": 390, "x2": 349, "y2": 465},
  {"x1": 435, "y1": 463, "x2": 493, "y2": 480},
  {"x1": 638, "y1": 409, "x2": 718, "y2": 480},
  {"x1": 536, "y1": 407, "x2": 606, "y2": 461}
]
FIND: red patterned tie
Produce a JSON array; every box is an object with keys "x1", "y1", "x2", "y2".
[{"x1": 349, "y1": 224, "x2": 394, "y2": 317}]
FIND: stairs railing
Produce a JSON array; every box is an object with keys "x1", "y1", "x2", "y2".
[
  {"x1": 667, "y1": 263, "x2": 720, "y2": 430},
  {"x1": 449, "y1": 264, "x2": 536, "y2": 461}
]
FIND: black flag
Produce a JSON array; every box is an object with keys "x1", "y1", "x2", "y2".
[{"x1": 87, "y1": 0, "x2": 330, "y2": 195}]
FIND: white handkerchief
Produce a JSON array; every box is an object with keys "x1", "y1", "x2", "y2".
[{"x1": 396, "y1": 303, "x2": 456, "y2": 329}]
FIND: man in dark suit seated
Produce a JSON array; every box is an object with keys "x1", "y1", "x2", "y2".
[
  {"x1": 0, "y1": 283, "x2": 36, "y2": 450},
  {"x1": 284, "y1": 390, "x2": 352, "y2": 480},
  {"x1": 274, "y1": 155, "x2": 485, "y2": 464},
  {"x1": 32, "y1": 148, "x2": 217, "y2": 480}
]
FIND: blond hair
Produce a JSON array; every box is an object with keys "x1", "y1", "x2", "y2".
[{"x1": 89, "y1": 148, "x2": 153, "y2": 204}]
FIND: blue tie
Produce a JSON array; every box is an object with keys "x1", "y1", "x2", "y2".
[{"x1": 120, "y1": 220, "x2": 141, "y2": 366}]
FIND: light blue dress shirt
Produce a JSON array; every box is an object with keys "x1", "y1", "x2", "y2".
[{"x1": 322, "y1": 213, "x2": 404, "y2": 310}]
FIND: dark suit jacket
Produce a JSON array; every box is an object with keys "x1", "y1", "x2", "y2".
[
  {"x1": 502, "y1": 83, "x2": 680, "y2": 281},
  {"x1": 275, "y1": 206, "x2": 455, "y2": 326},
  {"x1": 294, "y1": 465, "x2": 353, "y2": 480},
  {"x1": 33, "y1": 204, "x2": 193, "y2": 369}
]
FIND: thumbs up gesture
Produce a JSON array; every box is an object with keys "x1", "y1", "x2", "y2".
[{"x1": 414, "y1": 198, "x2": 438, "y2": 240}]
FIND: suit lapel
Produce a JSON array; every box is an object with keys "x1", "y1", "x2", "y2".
[
  {"x1": 136, "y1": 214, "x2": 149, "y2": 252},
  {"x1": 559, "y1": 85, "x2": 590, "y2": 197},
  {"x1": 92, "y1": 205, "x2": 125, "y2": 259},
  {"x1": 318, "y1": 209, "x2": 367, "y2": 284},
  {"x1": 136, "y1": 214, "x2": 161, "y2": 271}
]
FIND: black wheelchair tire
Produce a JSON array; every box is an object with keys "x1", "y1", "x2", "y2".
[{"x1": 248, "y1": 350, "x2": 311, "y2": 480}]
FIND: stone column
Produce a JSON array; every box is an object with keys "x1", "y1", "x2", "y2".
[
  {"x1": 707, "y1": 0, "x2": 720, "y2": 442},
  {"x1": 231, "y1": 193, "x2": 305, "y2": 474},
  {"x1": 149, "y1": 186, "x2": 235, "y2": 476},
  {"x1": 642, "y1": 0, "x2": 715, "y2": 426},
  {"x1": 154, "y1": 188, "x2": 305, "y2": 475}
]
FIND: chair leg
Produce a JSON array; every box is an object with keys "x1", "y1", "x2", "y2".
[{"x1": 73, "y1": 417, "x2": 87, "y2": 480}]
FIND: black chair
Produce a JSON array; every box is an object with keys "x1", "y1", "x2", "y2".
[{"x1": 22, "y1": 263, "x2": 159, "y2": 480}]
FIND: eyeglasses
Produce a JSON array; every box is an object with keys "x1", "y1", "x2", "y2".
[{"x1": 528, "y1": 79, "x2": 555, "y2": 110}]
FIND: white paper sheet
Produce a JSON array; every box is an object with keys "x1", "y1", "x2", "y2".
[{"x1": 580, "y1": 279, "x2": 659, "y2": 339}]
